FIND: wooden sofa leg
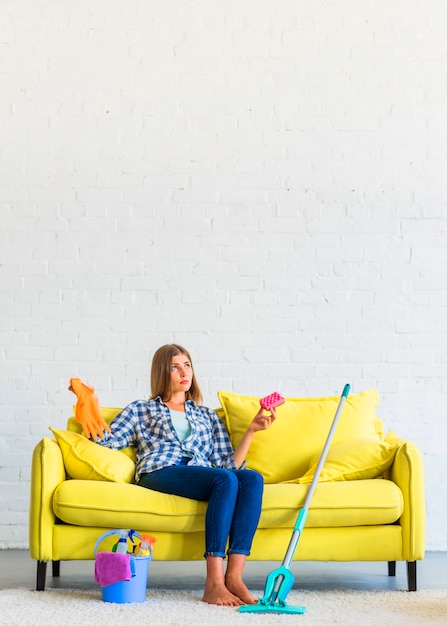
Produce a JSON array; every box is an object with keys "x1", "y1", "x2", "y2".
[
  {"x1": 36, "y1": 561, "x2": 47, "y2": 591},
  {"x1": 407, "y1": 561, "x2": 417, "y2": 591},
  {"x1": 52, "y1": 560, "x2": 60, "y2": 577},
  {"x1": 388, "y1": 561, "x2": 396, "y2": 577}
]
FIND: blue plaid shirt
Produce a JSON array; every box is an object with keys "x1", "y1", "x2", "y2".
[{"x1": 96, "y1": 396, "x2": 239, "y2": 483}]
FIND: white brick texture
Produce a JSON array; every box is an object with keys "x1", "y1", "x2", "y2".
[{"x1": 1, "y1": 1, "x2": 447, "y2": 550}]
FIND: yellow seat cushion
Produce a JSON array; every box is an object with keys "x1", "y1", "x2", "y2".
[
  {"x1": 294, "y1": 438, "x2": 399, "y2": 484},
  {"x1": 53, "y1": 480, "x2": 208, "y2": 532},
  {"x1": 217, "y1": 389, "x2": 383, "y2": 483},
  {"x1": 259, "y1": 480, "x2": 403, "y2": 528},
  {"x1": 52, "y1": 478, "x2": 403, "y2": 530},
  {"x1": 49, "y1": 428, "x2": 135, "y2": 484}
]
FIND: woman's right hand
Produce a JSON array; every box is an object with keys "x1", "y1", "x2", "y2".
[{"x1": 248, "y1": 407, "x2": 277, "y2": 433}]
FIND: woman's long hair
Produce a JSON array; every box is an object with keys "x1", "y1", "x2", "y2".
[{"x1": 149, "y1": 344, "x2": 203, "y2": 405}]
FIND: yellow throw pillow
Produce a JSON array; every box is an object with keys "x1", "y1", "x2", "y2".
[
  {"x1": 49, "y1": 427, "x2": 135, "y2": 483},
  {"x1": 293, "y1": 438, "x2": 399, "y2": 483},
  {"x1": 217, "y1": 389, "x2": 383, "y2": 484}
]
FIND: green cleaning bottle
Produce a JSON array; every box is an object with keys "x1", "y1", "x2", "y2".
[{"x1": 112, "y1": 529, "x2": 129, "y2": 554}]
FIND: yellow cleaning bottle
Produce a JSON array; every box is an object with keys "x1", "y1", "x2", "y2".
[{"x1": 134, "y1": 534, "x2": 157, "y2": 557}]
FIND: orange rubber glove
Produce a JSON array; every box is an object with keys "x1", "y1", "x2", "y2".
[{"x1": 68, "y1": 378, "x2": 111, "y2": 441}]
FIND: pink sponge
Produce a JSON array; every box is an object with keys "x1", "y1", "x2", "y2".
[{"x1": 260, "y1": 391, "x2": 285, "y2": 411}]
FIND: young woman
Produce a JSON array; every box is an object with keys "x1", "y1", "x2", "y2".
[{"x1": 95, "y1": 344, "x2": 276, "y2": 606}]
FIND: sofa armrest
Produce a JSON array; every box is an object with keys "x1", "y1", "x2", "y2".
[
  {"x1": 386, "y1": 433, "x2": 425, "y2": 561},
  {"x1": 29, "y1": 437, "x2": 66, "y2": 561}
]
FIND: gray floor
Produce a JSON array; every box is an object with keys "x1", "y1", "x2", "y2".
[{"x1": 1, "y1": 550, "x2": 446, "y2": 592}]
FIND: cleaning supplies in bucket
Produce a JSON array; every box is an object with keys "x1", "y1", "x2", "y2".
[
  {"x1": 101, "y1": 556, "x2": 150, "y2": 604},
  {"x1": 94, "y1": 529, "x2": 155, "y2": 604}
]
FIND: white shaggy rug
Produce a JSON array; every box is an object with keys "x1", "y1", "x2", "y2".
[{"x1": 0, "y1": 587, "x2": 446, "y2": 625}]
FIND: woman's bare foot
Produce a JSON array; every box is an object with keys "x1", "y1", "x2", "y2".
[
  {"x1": 225, "y1": 575, "x2": 258, "y2": 605},
  {"x1": 203, "y1": 556, "x2": 243, "y2": 606},
  {"x1": 202, "y1": 581, "x2": 243, "y2": 606}
]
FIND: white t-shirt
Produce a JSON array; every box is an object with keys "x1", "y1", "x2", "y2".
[{"x1": 169, "y1": 408, "x2": 191, "y2": 442}]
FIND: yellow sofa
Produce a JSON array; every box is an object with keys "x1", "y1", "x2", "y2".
[{"x1": 29, "y1": 389, "x2": 425, "y2": 592}]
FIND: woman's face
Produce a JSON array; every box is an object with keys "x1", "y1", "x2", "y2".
[{"x1": 170, "y1": 353, "x2": 193, "y2": 396}]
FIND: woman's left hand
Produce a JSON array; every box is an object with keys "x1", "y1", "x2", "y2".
[{"x1": 249, "y1": 407, "x2": 277, "y2": 432}]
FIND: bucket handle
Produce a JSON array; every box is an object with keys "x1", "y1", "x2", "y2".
[{"x1": 94, "y1": 529, "x2": 144, "y2": 557}]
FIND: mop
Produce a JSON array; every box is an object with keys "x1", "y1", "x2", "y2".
[{"x1": 239, "y1": 383, "x2": 351, "y2": 615}]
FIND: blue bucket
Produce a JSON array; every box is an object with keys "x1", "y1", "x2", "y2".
[
  {"x1": 101, "y1": 555, "x2": 150, "y2": 603},
  {"x1": 94, "y1": 530, "x2": 152, "y2": 604}
]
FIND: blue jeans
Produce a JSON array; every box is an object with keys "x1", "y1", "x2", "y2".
[{"x1": 138, "y1": 463, "x2": 264, "y2": 558}]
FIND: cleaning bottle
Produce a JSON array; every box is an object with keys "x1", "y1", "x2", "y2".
[
  {"x1": 134, "y1": 533, "x2": 156, "y2": 557},
  {"x1": 112, "y1": 529, "x2": 129, "y2": 554}
]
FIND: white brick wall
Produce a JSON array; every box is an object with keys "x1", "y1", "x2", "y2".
[{"x1": 1, "y1": 1, "x2": 446, "y2": 550}]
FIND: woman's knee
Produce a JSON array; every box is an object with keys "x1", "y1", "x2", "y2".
[
  {"x1": 238, "y1": 469, "x2": 264, "y2": 493},
  {"x1": 213, "y1": 468, "x2": 239, "y2": 491}
]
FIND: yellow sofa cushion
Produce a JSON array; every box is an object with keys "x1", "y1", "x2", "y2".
[
  {"x1": 53, "y1": 480, "x2": 208, "y2": 532},
  {"x1": 217, "y1": 389, "x2": 383, "y2": 483},
  {"x1": 293, "y1": 438, "x2": 399, "y2": 483},
  {"x1": 52, "y1": 478, "x2": 403, "y2": 530},
  {"x1": 49, "y1": 427, "x2": 135, "y2": 483},
  {"x1": 258, "y1": 480, "x2": 403, "y2": 529}
]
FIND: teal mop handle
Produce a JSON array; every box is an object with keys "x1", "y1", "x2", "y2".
[{"x1": 282, "y1": 383, "x2": 350, "y2": 569}]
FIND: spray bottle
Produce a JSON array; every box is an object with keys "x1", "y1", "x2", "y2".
[
  {"x1": 112, "y1": 529, "x2": 129, "y2": 554},
  {"x1": 134, "y1": 533, "x2": 156, "y2": 557}
]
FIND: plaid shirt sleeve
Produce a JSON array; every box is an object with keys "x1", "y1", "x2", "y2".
[{"x1": 94, "y1": 402, "x2": 140, "y2": 449}]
